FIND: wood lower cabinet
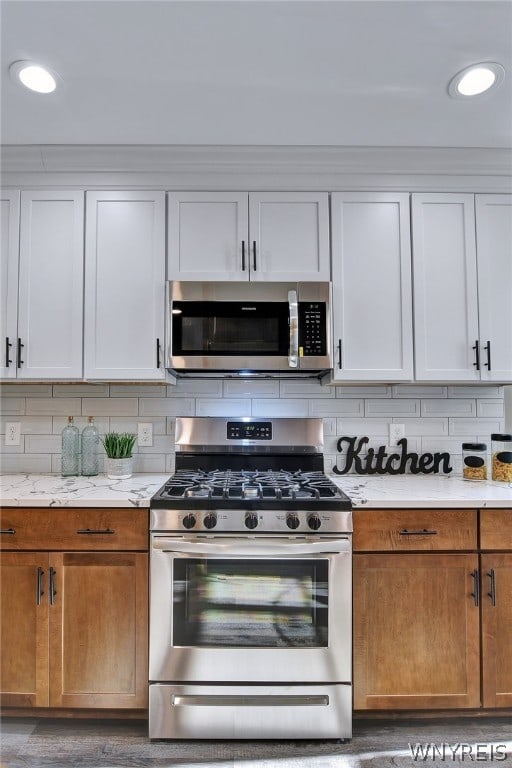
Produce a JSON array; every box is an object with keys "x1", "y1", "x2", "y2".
[
  {"x1": 0, "y1": 508, "x2": 148, "y2": 711},
  {"x1": 354, "y1": 551, "x2": 480, "y2": 710}
]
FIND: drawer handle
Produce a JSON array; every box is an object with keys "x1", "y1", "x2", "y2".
[
  {"x1": 36, "y1": 567, "x2": 44, "y2": 605},
  {"x1": 399, "y1": 529, "x2": 438, "y2": 536},
  {"x1": 49, "y1": 567, "x2": 57, "y2": 606},
  {"x1": 76, "y1": 528, "x2": 115, "y2": 535},
  {"x1": 470, "y1": 568, "x2": 480, "y2": 607},
  {"x1": 0, "y1": 528, "x2": 16, "y2": 535},
  {"x1": 487, "y1": 569, "x2": 496, "y2": 607}
]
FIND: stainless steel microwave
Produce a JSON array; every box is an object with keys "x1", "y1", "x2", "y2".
[{"x1": 167, "y1": 281, "x2": 332, "y2": 377}]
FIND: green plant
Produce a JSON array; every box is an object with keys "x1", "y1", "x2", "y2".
[{"x1": 101, "y1": 432, "x2": 136, "y2": 459}]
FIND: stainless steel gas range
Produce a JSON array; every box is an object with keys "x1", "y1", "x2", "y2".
[{"x1": 149, "y1": 417, "x2": 352, "y2": 740}]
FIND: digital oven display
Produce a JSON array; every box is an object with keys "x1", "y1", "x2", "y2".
[{"x1": 226, "y1": 422, "x2": 272, "y2": 440}]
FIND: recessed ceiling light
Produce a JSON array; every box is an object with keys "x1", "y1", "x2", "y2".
[
  {"x1": 9, "y1": 60, "x2": 59, "y2": 93},
  {"x1": 448, "y1": 62, "x2": 505, "y2": 98}
]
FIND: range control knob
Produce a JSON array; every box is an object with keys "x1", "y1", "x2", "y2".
[
  {"x1": 286, "y1": 513, "x2": 300, "y2": 530},
  {"x1": 203, "y1": 512, "x2": 217, "y2": 530},
  {"x1": 307, "y1": 513, "x2": 321, "y2": 531},
  {"x1": 182, "y1": 513, "x2": 196, "y2": 530},
  {"x1": 245, "y1": 512, "x2": 259, "y2": 530}
]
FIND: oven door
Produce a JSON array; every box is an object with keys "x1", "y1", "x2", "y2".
[{"x1": 149, "y1": 535, "x2": 351, "y2": 684}]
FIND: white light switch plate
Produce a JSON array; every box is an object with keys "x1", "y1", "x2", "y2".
[
  {"x1": 389, "y1": 423, "x2": 405, "y2": 446},
  {"x1": 5, "y1": 422, "x2": 21, "y2": 446},
  {"x1": 137, "y1": 422, "x2": 153, "y2": 447}
]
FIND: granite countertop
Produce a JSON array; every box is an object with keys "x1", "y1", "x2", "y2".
[{"x1": 0, "y1": 473, "x2": 511, "y2": 509}]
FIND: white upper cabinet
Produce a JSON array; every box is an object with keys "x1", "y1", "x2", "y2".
[
  {"x1": 168, "y1": 191, "x2": 330, "y2": 282},
  {"x1": 1, "y1": 190, "x2": 84, "y2": 380},
  {"x1": 412, "y1": 193, "x2": 511, "y2": 383},
  {"x1": 1, "y1": 191, "x2": 20, "y2": 379},
  {"x1": 84, "y1": 191, "x2": 166, "y2": 380},
  {"x1": 330, "y1": 192, "x2": 413, "y2": 381},
  {"x1": 475, "y1": 194, "x2": 512, "y2": 382}
]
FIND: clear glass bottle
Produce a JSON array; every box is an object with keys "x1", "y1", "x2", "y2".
[
  {"x1": 61, "y1": 416, "x2": 80, "y2": 477},
  {"x1": 81, "y1": 416, "x2": 100, "y2": 477},
  {"x1": 491, "y1": 433, "x2": 512, "y2": 483},
  {"x1": 462, "y1": 442, "x2": 487, "y2": 481}
]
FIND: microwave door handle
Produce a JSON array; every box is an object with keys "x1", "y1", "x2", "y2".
[
  {"x1": 288, "y1": 290, "x2": 299, "y2": 368},
  {"x1": 152, "y1": 536, "x2": 351, "y2": 556}
]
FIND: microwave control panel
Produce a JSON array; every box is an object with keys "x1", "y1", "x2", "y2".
[{"x1": 298, "y1": 302, "x2": 327, "y2": 356}]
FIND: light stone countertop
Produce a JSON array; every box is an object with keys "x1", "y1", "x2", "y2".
[{"x1": 0, "y1": 473, "x2": 511, "y2": 510}]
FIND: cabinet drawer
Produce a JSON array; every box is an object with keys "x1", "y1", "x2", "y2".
[
  {"x1": 354, "y1": 509, "x2": 477, "y2": 552},
  {"x1": 0, "y1": 508, "x2": 148, "y2": 550},
  {"x1": 480, "y1": 509, "x2": 512, "y2": 550}
]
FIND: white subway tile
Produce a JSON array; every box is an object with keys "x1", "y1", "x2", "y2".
[
  {"x1": 26, "y1": 398, "x2": 81, "y2": 415},
  {"x1": 83, "y1": 398, "x2": 138, "y2": 416},
  {"x1": 53, "y1": 384, "x2": 109, "y2": 397},
  {"x1": 165, "y1": 454, "x2": 176, "y2": 474},
  {"x1": 170, "y1": 380, "x2": 223, "y2": 397},
  {"x1": 0, "y1": 397, "x2": 26, "y2": 415},
  {"x1": 1, "y1": 454, "x2": 52, "y2": 472},
  {"x1": 401, "y1": 418, "x2": 449, "y2": 436},
  {"x1": 0, "y1": 439, "x2": 25, "y2": 454},
  {"x1": 477, "y1": 399, "x2": 504, "y2": 418},
  {"x1": 25, "y1": 435, "x2": 61, "y2": 453},
  {"x1": 448, "y1": 386, "x2": 504, "y2": 398},
  {"x1": 421, "y1": 437, "x2": 470, "y2": 454},
  {"x1": 53, "y1": 416, "x2": 110, "y2": 434},
  {"x1": 336, "y1": 418, "x2": 389, "y2": 436},
  {"x1": 166, "y1": 418, "x2": 176, "y2": 436},
  {"x1": 449, "y1": 418, "x2": 503, "y2": 436},
  {"x1": 133, "y1": 454, "x2": 167, "y2": 473},
  {"x1": 0, "y1": 416, "x2": 52, "y2": 434},
  {"x1": 110, "y1": 385, "x2": 165, "y2": 397},
  {"x1": 109, "y1": 417, "x2": 167, "y2": 436},
  {"x1": 365, "y1": 399, "x2": 420, "y2": 417},
  {"x1": 196, "y1": 399, "x2": 251, "y2": 417},
  {"x1": 140, "y1": 398, "x2": 195, "y2": 417},
  {"x1": 138, "y1": 435, "x2": 173, "y2": 454},
  {"x1": 252, "y1": 399, "x2": 309, "y2": 417},
  {"x1": 335, "y1": 386, "x2": 391, "y2": 398},
  {"x1": 323, "y1": 418, "x2": 337, "y2": 436},
  {"x1": 281, "y1": 380, "x2": 334, "y2": 398},
  {"x1": 393, "y1": 385, "x2": 447, "y2": 398},
  {"x1": 2, "y1": 384, "x2": 53, "y2": 397},
  {"x1": 310, "y1": 399, "x2": 363, "y2": 416},
  {"x1": 421, "y1": 399, "x2": 476, "y2": 417},
  {"x1": 224, "y1": 380, "x2": 279, "y2": 398}
]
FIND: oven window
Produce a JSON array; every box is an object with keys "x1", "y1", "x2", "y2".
[{"x1": 172, "y1": 559, "x2": 328, "y2": 648}]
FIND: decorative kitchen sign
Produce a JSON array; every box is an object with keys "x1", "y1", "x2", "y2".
[{"x1": 333, "y1": 436, "x2": 452, "y2": 475}]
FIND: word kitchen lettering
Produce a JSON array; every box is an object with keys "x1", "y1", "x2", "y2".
[{"x1": 333, "y1": 436, "x2": 452, "y2": 475}]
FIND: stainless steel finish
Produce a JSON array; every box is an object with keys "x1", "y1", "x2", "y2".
[
  {"x1": 168, "y1": 280, "x2": 331, "y2": 375},
  {"x1": 151, "y1": 510, "x2": 352, "y2": 534},
  {"x1": 288, "y1": 289, "x2": 298, "y2": 368},
  {"x1": 149, "y1": 683, "x2": 352, "y2": 739},
  {"x1": 152, "y1": 533, "x2": 351, "y2": 555}
]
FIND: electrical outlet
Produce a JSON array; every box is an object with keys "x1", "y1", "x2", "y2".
[
  {"x1": 388, "y1": 423, "x2": 405, "y2": 447},
  {"x1": 137, "y1": 422, "x2": 153, "y2": 447},
  {"x1": 5, "y1": 422, "x2": 21, "y2": 446}
]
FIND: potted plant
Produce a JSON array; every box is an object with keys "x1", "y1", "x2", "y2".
[{"x1": 102, "y1": 432, "x2": 137, "y2": 479}]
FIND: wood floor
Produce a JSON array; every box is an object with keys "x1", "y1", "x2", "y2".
[{"x1": 1, "y1": 716, "x2": 511, "y2": 767}]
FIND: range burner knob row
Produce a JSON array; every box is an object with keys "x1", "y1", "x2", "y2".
[
  {"x1": 245, "y1": 512, "x2": 259, "y2": 530},
  {"x1": 307, "y1": 513, "x2": 322, "y2": 531},
  {"x1": 286, "y1": 513, "x2": 300, "y2": 530},
  {"x1": 203, "y1": 512, "x2": 217, "y2": 530},
  {"x1": 182, "y1": 513, "x2": 197, "y2": 530}
]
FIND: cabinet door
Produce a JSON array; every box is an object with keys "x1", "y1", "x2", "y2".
[
  {"x1": 481, "y1": 553, "x2": 512, "y2": 708},
  {"x1": 330, "y1": 193, "x2": 413, "y2": 381},
  {"x1": 0, "y1": 553, "x2": 49, "y2": 707},
  {"x1": 85, "y1": 191, "x2": 166, "y2": 380},
  {"x1": 412, "y1": 194, "x2": 480, "y2": 381},
  {"x1": 248, "y1": 192, "x2": 330, "y2": 281},
  {"x1": 353, "y1": 553, "x2": 480, "y2": 709},
  {"x1": 1, "y1": 190, "x2": 20, "y2": 380},
  {"x1": 17, "y1": 191, "x2": 84, "y2": 379},
  {"x1": 475, "y1": 194, "x2": 512, "y2": 382},
  {"x1": 49, "y1": 552, "x2": 148, "y2": 709},
  {"x1": 168, "y1": 192, "x2": 249, "y2": 280}
]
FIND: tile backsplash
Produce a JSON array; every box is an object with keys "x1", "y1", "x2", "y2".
[{"x1": 0, "y1": 380, "x2": 505, "y2": 476}]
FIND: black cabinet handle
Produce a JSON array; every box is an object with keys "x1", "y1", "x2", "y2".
[
  {"x1": 76, "y1": 528, "x2": 115, "y2": 535},
  {"x1": 487, "y1": 569, "x2": 496, "y2": 606},
  {"x1": 337, "y1": 339, "x2": 342, "y2": 369},
  {"x1": 37, "y1": 567, "x2": 44, "y2": 606},
  {"x1": 17, "y1": 338, "x2": 24, "y2": 368},
  {"x1": 0, "y1": 528, "x2": 16, "y2": 535},
  {"x1": 399, "y1": 529, "x2": 438, "y2": 536},
  {"x1": 241, "y1": 240, "x2": 246, "y2": 271},
  {"x1": 484, "y1": 340, "x2": 491, "y2": 371},
  {"x1": 49, "y1": 567, "x2": 57, "y2": 606},
  {"x1": 252, "y1": 241, "x2": 257, "y2": 271},
  {"x1": 5, "y1": 337, "x2": 12, "y2": 367},
  {"x1": 470, "y1": 569, "x2": 480, "y2": 607},
  {"x1": 472, "y1": 340, "x2": 480, "y2": 371},
  {"x1": 156, "y1": 338, "x2": 161, "y2": 369}
]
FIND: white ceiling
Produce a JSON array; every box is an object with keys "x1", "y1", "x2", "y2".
[{"x1": 1, "y1": 0, "x2": 511, "y2": 149}]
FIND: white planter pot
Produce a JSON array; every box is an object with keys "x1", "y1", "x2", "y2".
[{"x1": 106, "y1": 457, "x2": 133, "y2": 480}]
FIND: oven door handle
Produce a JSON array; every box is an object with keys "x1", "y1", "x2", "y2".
[
  {"x1": 288, "y1": 290, "x2": 299, "y2": 368},
  {"x1": 151, "y1": 536, "x2": 351, "y2": 556}
]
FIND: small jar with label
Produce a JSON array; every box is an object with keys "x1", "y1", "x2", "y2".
[
  {"x1": 491, "y1": 433, "x2": 512, "y2": 483},
  {"x1": 462, "y1": 443, "x2": 487, "y2": 481}
]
